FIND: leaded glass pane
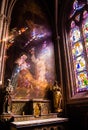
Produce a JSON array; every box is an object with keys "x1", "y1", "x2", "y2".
[
  {"x1": 76, "y1": 71, "x2": 88, "y2": 92},
  {"x1": 67, "y1": 0, "x2": 88, "y2": 94},
  {"x1": 72, "y1": 41, "x2": 83, "y2": 58},
  {"x1": 74, "y1": 56, "x2": 86, "y2": 72}
]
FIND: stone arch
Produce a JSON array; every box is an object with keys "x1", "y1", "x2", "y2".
[{"x1": 7, "y1": 0, "x2": 17, "y2": 23}]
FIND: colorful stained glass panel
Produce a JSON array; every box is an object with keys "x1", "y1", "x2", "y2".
[
  {"x1": 72, "y1": 41, "x2": 83, "y2": 58},
  {"x1": 74, "y1": 56, "x2": 86, "y2": 72},
  {"x1": 68, "y1": 1, "x2": 88, "y2": 95},
  {"x1": 70, "y1": 26, "x2": 81, "y2": 43},
  {"x1": 84, "y1": 38, "x2": 88, "y2": 56},
  {"x1": 82, "y1": 18, "x2": 88, "y2": 38},
  {"x1": 76, "y1": 71, "x2": 88, "y2": 92}
]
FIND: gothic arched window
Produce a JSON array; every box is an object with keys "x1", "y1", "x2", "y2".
[{"x1": 66, "y1": 0, "x2": 88, "y2": 97}]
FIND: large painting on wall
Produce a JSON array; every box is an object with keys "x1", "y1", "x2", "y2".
[
  {"x1": 9, "y1": 38, "x2": 55, "y2": 100},
  {"x1": 4, "y1": 0, "x2": 56, "y2": 100}
]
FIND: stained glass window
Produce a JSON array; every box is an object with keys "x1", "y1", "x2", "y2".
[{"x1": 67, "y1": 0, "x2": 88, "y2": 95}]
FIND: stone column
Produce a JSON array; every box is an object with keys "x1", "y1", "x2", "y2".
[{"x1": 0, "y1": 0, "x2": 10, "y2": 85}]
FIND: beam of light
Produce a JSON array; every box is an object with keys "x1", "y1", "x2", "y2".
[{"x1": 0, "y1": 27, "x2": 28, "y2": 49}]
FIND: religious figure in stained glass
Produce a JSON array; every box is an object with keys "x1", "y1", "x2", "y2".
[
  {"x1": 77, "y1": 72, "x2": 88, "y2": 91},
  {"x1": 67, "y1": 0, "x2": 88, "y2": 94},
  {"x1": 74, "y1": 56, "x2": 86, "y2": 72},
  {"x1": 70, "y1": 21, "x2": 81, "y2": 43},
  {"x1": 72, "y1": 41, "x2": 83, "y2": 58}
]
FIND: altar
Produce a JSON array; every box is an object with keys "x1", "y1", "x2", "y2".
[
  {"x1": 10, "y1": 117, "x2": 68, "y2": 130},
  {"x1": 0, "y1": 98, "x2": 68, "y2": 130}
]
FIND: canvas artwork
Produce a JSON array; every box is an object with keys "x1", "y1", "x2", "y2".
[
  {"x1": 5, "y1": 24, "x2": 55, "y2": 100},
  {"x1": 3, "y1": 0, "x2": 56, "y2": 100}
]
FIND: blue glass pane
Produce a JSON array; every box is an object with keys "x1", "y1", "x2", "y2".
[{"x1": 74, "y1": 56, "x2": 87, "y2": 72}]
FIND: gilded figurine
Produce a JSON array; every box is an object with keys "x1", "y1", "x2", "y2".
[
  {"x1": 52, "y1": 81, "x2": 62, "y2": 113},
  {"x1": 33, "y1": 103, "x2": 41, "y2": 117}
]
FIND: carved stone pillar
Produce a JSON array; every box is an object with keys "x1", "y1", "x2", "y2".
[{"x1": 0, "y1": 0, "x2": 10, "y2": 85}]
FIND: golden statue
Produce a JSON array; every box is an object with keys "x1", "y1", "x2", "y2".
[
  {"x1": 33, "y1": 103, "x2": 41, "y2": 117},
  {"x1": 52, "y1": 81, "x2": 62, "y2": 113}
]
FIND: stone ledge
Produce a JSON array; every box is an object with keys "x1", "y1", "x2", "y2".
[{"x1": 10, "y1": 117, "x2": 68, "y2": 128}]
